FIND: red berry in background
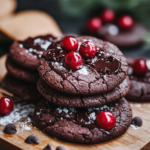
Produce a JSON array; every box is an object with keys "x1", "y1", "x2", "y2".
[
  {"x1": 133, "y1": 59, "x2": 148, "y2": 76},
  {"x1": 96, "y1": 111, "x2": 116, "y2": 130},
  {"x1": 64, "y1": 52, "x2": 83, "y2": 71},
  {"x1": 101, "y1": 9, "x2": 115, "y2": 23},
  {"x1": 118, "y1": 15, "x2": 134, "y2": 30},
  {"x1": 0, "y1": 97, "x2": 14, "y2": 116},
  {"x1": 86, "y1": 17, "x2": 102, "y2": 34},
  {"x1": 61, "y1": 36, "x2": 78, "y2": 52},
  {"x1": 79, "y1": 41, "x2": 97, "y2": 59}
]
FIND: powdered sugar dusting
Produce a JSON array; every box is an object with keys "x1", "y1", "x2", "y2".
[
  {"x1": 130, "y1": 124, "x2": 140, "y2": 130},
  {"x1": 0, "y1": 103, "x2": 35, "y2": 134},
  {"x1": 130, "y1": 103, "x2": 150, "y2": 108},
  {"x1": 130, "y1": 103, "x2": 141, "y2": 108},
  {"x1": 89, "y1": 112, "x2": 96, "y2": 120}
]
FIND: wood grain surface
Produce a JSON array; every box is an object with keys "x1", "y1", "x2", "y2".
[{"x1": 0, "y1": 55, "x2": 150, "y2": 150}]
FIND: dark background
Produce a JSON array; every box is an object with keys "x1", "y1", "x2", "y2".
[{"x1": 0, "y1": 0, "x2": 150, "y2": 57}]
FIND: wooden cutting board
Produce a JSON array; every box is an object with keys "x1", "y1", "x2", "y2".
[{"x1": 0, "y1": 55, "x2": 150, "y2": 150}]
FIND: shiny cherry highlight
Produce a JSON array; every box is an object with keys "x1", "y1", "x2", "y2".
[
  {"x1": 96, "y1": 111, "x2": 116, "y2": 130},
  {"x1": 118, "y1": 15, "x2": 134, "y2": 30},
  {"x1": 61, "y1": 36, "x2": 78, "y2": 52},
  {"x1": 64, "y1": 51, "x2": 83, "y2": 71},
  {"x1": 86, "y1": 17, "x2": 102, "y2": 34},
  {"x1": 79, "y1": 41, "x2": 97, "y2": 59},
  {"x1": 0, "y1": 97, "x2": 14, "y2": 116},
  {"x1": 133, "y1": 59, "x2": 148, "y2": 76},
  {"x1": 101, "y1": 9, "x2": 115, "y2": 23}
]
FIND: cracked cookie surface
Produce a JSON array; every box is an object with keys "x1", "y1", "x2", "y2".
[
  {"x1": 37, "y1": 77, "x2": 130, "y2": 107},
  {"x1": 1, "y1": 74, "x2": 41, "y2": 101},
  {"x1": 6, "y1": 56, "x2": 39, "y2": 83},
  {"x1": 38, "y1": 36, "x2": 128, "y2": 95},
  {"x1": 34, "y1": 98, "x2": 132, "y2": 144},
  {"x1": 126, "y1": 57, "x2": 150, "y2": 102}
]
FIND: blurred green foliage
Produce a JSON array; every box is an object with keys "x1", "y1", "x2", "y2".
[{"x1": 59, "y1": 0, "x2": 150, "y2": 28}]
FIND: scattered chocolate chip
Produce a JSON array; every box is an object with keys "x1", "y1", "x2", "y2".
[
  {"x1": 56, "y1": 146, "x2": 66, "y2": 150},
  {"x1": 4, "y1": 123, "x2": 17, "y2": 134},
  {"x1": 132, "y1": 116, "x2": 143, "y2": 127},
  {"x1": 25, "y1": 134, "x2": 39, "y2": 144},
  {"x1": 43, "y1": 143, "x2": 52, "y2": 150}
]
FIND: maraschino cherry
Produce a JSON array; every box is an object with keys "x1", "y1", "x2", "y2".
[
  {"x1": 79, "y1": 41, "x2": 97, "y2": 59},
  {"x1": 64, "y1": 51, "x2": 83, "y2": 71},
  {"x1": 133, "y1": 59, "x2": 148, "y2": 76},
  {"x1": 101, "y1": 9, "x2": 115, "y2": 23},
  {"x1": 86, "y1": 17, "x2": 102, "y2": 34},
  {"x1": 118, "y1": 15, "x2": 134, "y2": 30},
  {"x1": 61, "y1": 36, "x2": 78, "y2": 52},
  {"x1": 0, "y1": 97, "x2": 14, "y2": 116},
  {"x1": 96, "y1": 111, "x2": 116, "y2": 130}
]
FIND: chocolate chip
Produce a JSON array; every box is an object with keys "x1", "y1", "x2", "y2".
[
  {"x1": 132, "y1": 116, "x2": 143, "y2": 127},
  {"x1": 56, "y1": 146, "x2": 66, "y2": 150},
  {"x1": 4, "y1": 123, "x2": 17, "y2": 134},
  {"x1": 46, "y1": 49, "x2": 66, "y2": 62},
  {"x1": 25, "y1": 134, "x2": 39, "y2": 144},
  {"x1": 43, "y1": 143, "x2": 52, "y2": 150}
]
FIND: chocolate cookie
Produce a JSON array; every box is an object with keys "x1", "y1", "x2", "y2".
[
  {"x1": 10, "y1": 35, "x2": 59, "y2": 70},
  {"x1": 98, "y1": 23, "x2": 146, "y2": 48},
  {"x1": 126, "y1": 57, "x2": 150, "y2": 102},
  {"x1": 1, "y1": 74, "x2": 41, "y2": 101},
  {"x1": 34, "y1": 98, "x2": 132, "y2": 144},
  {"x1": 38, "y1": 36, "x2": 128, "y2": 95},
  {"x1": 37, "y1": 77, "x2": 130, "y2": 107},
  {"x1": 6, "y1": 56, "x2": 39, "y2": 83}
]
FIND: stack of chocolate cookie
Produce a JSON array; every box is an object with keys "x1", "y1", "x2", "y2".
[
  {"x1": 2, "y1": 35, "x2": 57, "y2": 101},
  {"x1": 34, "y1": 35, "x2": 132, "y2": 144}
]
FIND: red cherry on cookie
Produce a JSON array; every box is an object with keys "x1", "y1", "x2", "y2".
[
  {"x1": 133, "y1": 59, "x2": 148, "y2": 76},
  {"x1": 118, "y1": 15, "x2": 134, "y2": 30},
  {"x1": 64, "y1": 51, "x2": 83, "y2": 71},
  {"x1": 96, "y1": 111, "x2": 116, "y2": 130},
  {"x1": 0, "y1": 97, "x2": 14, "y2": 116},
  {"x1": 101, "y1": 9, "x2": 115, "y2": 23},
  {"x1": 86, "y1": 17, "x2": 102, "y2": 34},
  {"x1": 61, "y1": 36, "x2": 78, "y2": 52},
  {"x1": 79, "y1": 41, "x2": 97, "y2": 59}
]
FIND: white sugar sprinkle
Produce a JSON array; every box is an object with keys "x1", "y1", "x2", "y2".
[
  {"x1": 69, "y1": 108, "x2": 76, "y2": 112},
  {"x1": 63, "y1": 108, "x2": 68, "y2": 113},
  {"x1": 56, "y1": 108, "x2": 62, "y2": 113},
  {"x1": 28, "y1": 48, "x2": 33, "y2": 52},
  {"x1": 25, "y1": 50, "x2": 28, "y2": 53},
  {"x1": 130, "y1": 103, "x2": 141, "y2": 108},
  {"x1": 36, "y1": 112, "x2": 40, "y2": 115},
  {"x1": 89, "y1": 112, "x2": 96, "y2": 120},
  {"x1": 130, "y1": 124, "x2": 140, "y2": 130},
  {"x1": 19, "y1": 44, "x2": 23, "y2": 48},
  {"x1": 103, "y1": 105, "x2": 107, "y2": 109},
  {"x1": 0, "y1": 103, "x2": 35, "y2": 134}
]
